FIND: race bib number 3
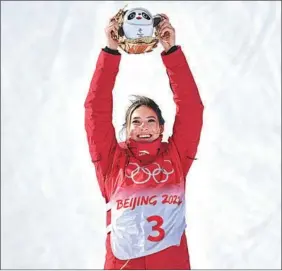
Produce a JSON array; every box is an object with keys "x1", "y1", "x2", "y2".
[{"x1": 146, "y1": 215, "x2": 165, "y2": 242}]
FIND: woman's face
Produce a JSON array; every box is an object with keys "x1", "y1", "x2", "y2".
[{"x1": 127, "y1": 106, "x2": 163, "y2": 142}]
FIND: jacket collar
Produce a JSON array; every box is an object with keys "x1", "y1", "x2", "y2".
[{"x1": 125, "y1": 135, "x2": 163, "y2": 164}]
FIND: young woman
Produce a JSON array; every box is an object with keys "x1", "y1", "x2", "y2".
[{"x1": 84, "y1": 14, "x2": 204, "y2": 270}]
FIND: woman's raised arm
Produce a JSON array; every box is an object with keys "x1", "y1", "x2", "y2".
[
  {"x1": 84, "y1": 19, "x2": 121, "y2": 198},
  {"x1": 158, "y1": 15, "x2": 204, "y2": 176}
]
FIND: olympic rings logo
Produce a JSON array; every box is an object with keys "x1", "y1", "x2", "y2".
[{"x1": 125, "y1": 160, "x2": 174, "y2": 184}]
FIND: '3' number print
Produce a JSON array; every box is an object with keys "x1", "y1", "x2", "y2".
[{"x1": 146, "y1": 215, "x2": 165, "y2": 242}]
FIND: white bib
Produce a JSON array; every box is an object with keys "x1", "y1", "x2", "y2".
[{"x1": 106, "y1": 184, "x2": 186, "y2": 260}]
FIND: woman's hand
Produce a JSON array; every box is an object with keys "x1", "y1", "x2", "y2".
[
  {"x1": 105, "y1": 17, "x2": 119, "y2": 50},
  {"x1": 157, "y1": 14, "x2": 176, "y2": 53}
]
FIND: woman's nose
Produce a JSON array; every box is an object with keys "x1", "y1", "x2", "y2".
[{"x1": 140, "y1": 122, "x2": 148, "y2": 129}]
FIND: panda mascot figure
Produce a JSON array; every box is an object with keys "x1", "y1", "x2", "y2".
[
  {"x1": 112, "y1": 6, "x2": 163, "y2": 54},
  {"x1": 122, "y1": 8, "x2": 156, "y2": 39}
]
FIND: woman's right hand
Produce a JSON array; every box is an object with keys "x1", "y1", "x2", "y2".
[{"x1": 105, "y1": 17, "x2": 119, "y2": 50}]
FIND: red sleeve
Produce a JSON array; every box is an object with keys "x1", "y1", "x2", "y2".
[
  {"x1": 84, "y1": 50, "x2": 121, "y2": 198},
  {"x1": 161, "y1": 46, "x2": 204, "y2": 176}
]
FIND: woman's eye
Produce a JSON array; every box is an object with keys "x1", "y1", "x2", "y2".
[
  {"x1": 132, "y1": 120, "x2": 140, "y2": 124},
  {"x1": 148, "y1": 119, "x2": 155, "y2": 122}
]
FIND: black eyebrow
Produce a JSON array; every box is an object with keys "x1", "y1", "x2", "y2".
[{"x1": 132, "y1": 116, "x2": 156, "y2": 120}]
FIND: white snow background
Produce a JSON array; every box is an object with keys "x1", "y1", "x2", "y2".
[{"x1": 1, "y1": 1, "x2": 281, "y2": 269}]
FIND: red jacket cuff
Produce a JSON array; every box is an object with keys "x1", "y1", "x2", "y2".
[
  {"x1": 161, "y1": 46, "x2": 187, "y2": 69},
  {"x1": 97, "y1": 49, "x2": 121, "y2": 72}
]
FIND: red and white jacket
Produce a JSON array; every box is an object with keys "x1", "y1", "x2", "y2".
[{"x1": 84, "y1": 46, "x2": 204, "y2": 270}]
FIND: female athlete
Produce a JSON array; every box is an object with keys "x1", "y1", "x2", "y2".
[{"x1": 84, "y1": 13, "x2": 204, "y2": 270}]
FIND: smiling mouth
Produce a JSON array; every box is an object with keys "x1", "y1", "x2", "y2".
[{"x1": 137, "y1": 134, "x2": 152, "y2": 139}]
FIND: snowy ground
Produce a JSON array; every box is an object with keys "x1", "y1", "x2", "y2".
[{"x1": 1, "y1": 1, "x2": 281, "y2": 269}]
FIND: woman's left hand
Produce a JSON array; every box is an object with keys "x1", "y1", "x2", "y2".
[{"x1": 157, "y1": 14, "x2": 176, "y2": 53}]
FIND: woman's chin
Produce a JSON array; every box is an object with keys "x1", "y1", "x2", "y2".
[
  {"x1": 128, "y1": 134, "x2": 159, "y2": 142},
  {"x1": 137, "y1": 138, "x2": 153, "y2": 142}
]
